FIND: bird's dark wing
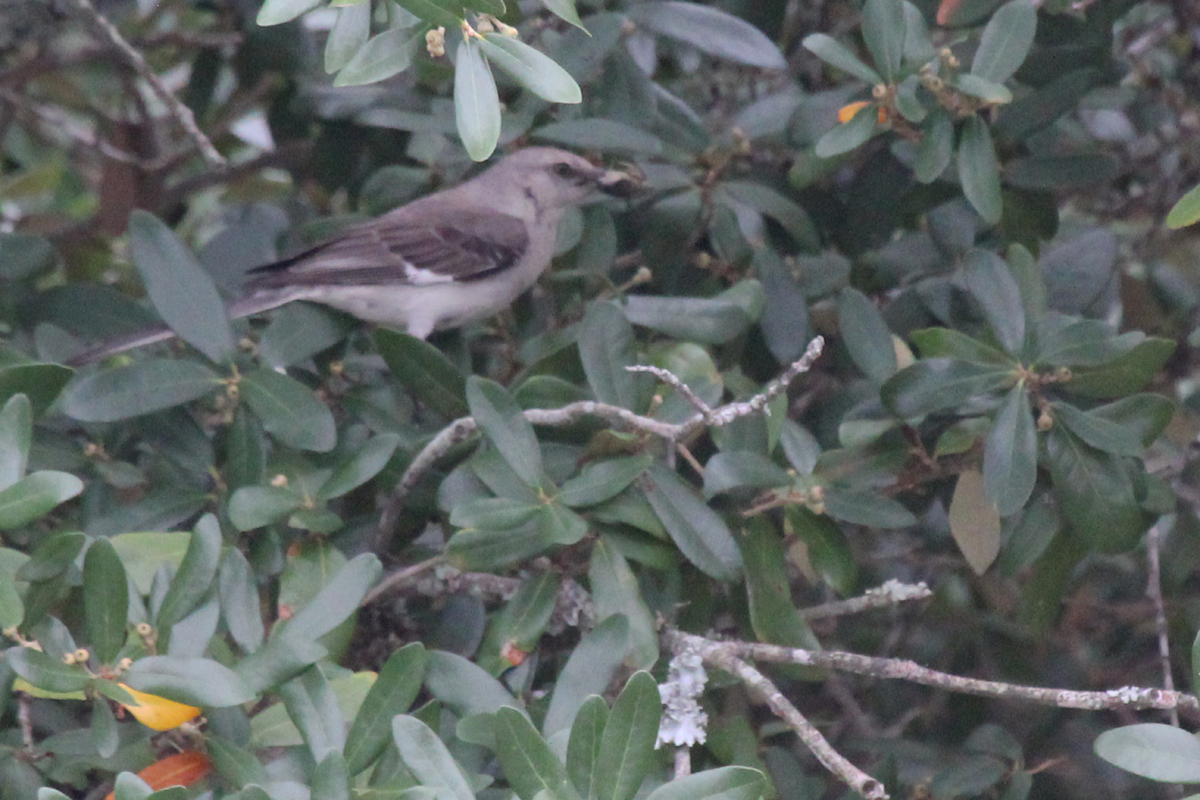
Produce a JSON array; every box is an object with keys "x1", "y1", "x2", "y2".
[{"x1": 245, "y1": 208, "x2": 529, "y2": 289}]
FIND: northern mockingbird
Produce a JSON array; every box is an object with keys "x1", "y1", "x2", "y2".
[{"x1": 70, "y1": 147, "x2": 637, "y2": 364}]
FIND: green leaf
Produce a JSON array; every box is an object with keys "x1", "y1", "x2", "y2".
[
  {"x1": 703, "y1": 452, "x2": 791, "y2": 498},
  {"x1": 7, "y1": 647, "x2": 90, "y2": 693},
  {"x1": 620, "y1": 281, "x2": 764, "y2": 346},
  {"x1": 334, "y1": 25, "x2": 424, "y2": 87},
  {"x1": 0, "y1": 364, "x2": 72, "y2": 417},
  {"x1": 257, "y1": 0, "x2": 321, "y2": 25},
  {"x1": 719, "y1": 182, "x2": 819, "y2": 252},
  {"x1": 218, "y1": 548, "x2": 265, "y2": 653},
  {"x1": 478, "y1": 572, "x2": 560, "y2": 675},
  {"x1": 1005, "y1": 153, "x2": 1118, "y2": 191},
  {"x1": 424, "y1": 649, "x2": 521, "y2": 717},
  {"x1": 951, "y1": 74, "x2": 1012, "y2": 105},
  {"x1": 454, "y1": 37, "x2": 501, "y2": 162},
  {"x1": 837, "y1": 287, "x2": 897, "y2": 382},
  {"x1": 17, "y1": 532, "x2": 86, "y2": 581},
  {"x1": 642, "y1": 766, "x2": 767, "y2": 800},
  {"x1": 754, "y1": 248, "x2": 811, "y2": 364},
  {"x1": 1088, "y1": 394, "x2": 1174, "y2": 448},
  {"x1": 478, "y1": 35, "x2": 581, "y2": 104},
  {"x1": 592, "y1": 671, "x2": 661, "y2": 800},
  {"x1": 543, "y1": 615, "x2": 629, "y2": 737},
  {"x1": 451, "y1": 497, "x2": 542, "y2": 530},
  {"x1": 740, "y1": 518, "x2": 824, "y2": 676},
  {"x1": 209, "y1": 736, "x2": 269, "y2": 786},
  {"x1": 494, "y1": 707, "x2": 583, "y2": 800},
  {"x1": 62, "y1": 359, "x2": 219, "y2": 422},
  {"x1": 234, "y1": 630, "x2": 328, "y2": 695},
  {"x1": 566, "y1": 695, "x2": 609, "y2": 800},
  {"x1": 579, "y1": 302, "x2": 644, "y2": 410},
  {"x1": 0, "y1": 233, "x2": 55, "y2": 280},
  {"x1": 84, "y1": 538, "x2": 129, "y2": 664},
  {"x1": 540, "y1": 0, "x2": 585, "y2": 30},
  {"x1": 814, "y1": 102, "x2": 879, "y2": 158},
  {"x1": 914, "y1": 110, "x2": 954, "y2": 183},
  {"x1": 823, "y1": 488, "x2": 917, "y2": 528},
  {"x1": 155, "y1": 514, "x2": 222, "y2": 650},
  {"x1": 788, "y1": 507, "x2": 857, "y2": 595},
  {"x1": 128, "y1": 211, "x2": 234, "y2": 363},
  {"x1": 1046, "y1": 428, "x2": 1145, "y2": 553},
  {"x1": 559, "y1": 454, "x2": 653, "y2": 508},
  {"x1": 91, "y1": 695, "x2": 119, "y2": 759},
  {"x1": 589, "y1": 541, "x2": 657, "y2": 669},
  {"x1": 643, "y1": 464, "x2": 742, "y2": 581},
  {"x1": 228, "y1": 485, "x2": 303, "y2": 531},
  {"x1": 1006, "y1": 242, "x2": 1046, "y2": 321},
  {"x1": 0, "y1": 471, "x2": 83, "y2": 530},
  {"x1": 962, "y1": 249, "x2": 1025, "y2": 354},
  {"x1": 1051, "y1": 402, "x2": 1143, "y2": 457},
  {"x1": 467, "y1": 376, "x2": 543, "y2": 487},
  {"x1": 984, "y1": 384, "x2": 1037, "y2": 516},
  {"x1": 240, "y1": 366, "x2": 336, "y2": 453},
  {"x1": 536, "y1": 503, "x2": 589, "y2": 545},
  {"x1": 533, "y1": 119, "x2": 664, "y2": 156},
  {"x1": 882, "y1": 358, "x2": 1014, "y2": 417},
  {"x1": 801, "y1": 34, "x2": 882, "y2": 83},
  {"x1": 319, "y1": 433, "x2": 401, "y2": 500},
  {"x1": 958, "y1": 117, "x2": 1003, "y2": 224},
  {"x1": 313, "y1": 751, "x2": 351, "y2": 800},
  {"x1": 1167, "y1": 182, "x2": 1200, "y2": 229},
  {"x1": 447, "y1": 522, "x2": 552, "y2": 570},
  {"x1": 0, "y1": 394, "x2": 30, "y2": 492},
  {"x1": 379, "y1": 333, "x2": 468, "y2": 423},
  {"x1": 1061, "y1": 338, "x2": 1175, "y2": 399},
  {"x1": 287, "y1": 553, "x2": 382, "y2": 641},
  {"x1": 392, "y1": 715, "x2": 476, "y2": 800},
  {"x1": 392, "y1": 0, "x2": 462, "y2": 28},
  {"x1": 124, "y1": 655, "x2": 254, "y2": 706},
  {"x1": 1095, "y1": 723, "x2": 1200, "y2": 783},
  {"x1": 909, "y1": 328, "x2": 1013, "y2": 365},
  {"x1": 971, "y1": 0, "x2": 1037, "y2": 84},
  {"x1": 280, "y1": 665, "x2": 344, "y2": 761},
  {"x1": 325, "y1": 3, "x2": 371, "y2": 74},
  {"x1": 627, "y1": 2, "x2": 786, "y2": 69},
  {"x1": 861, "y1": 0, "x2": 905, "y2": 80}
]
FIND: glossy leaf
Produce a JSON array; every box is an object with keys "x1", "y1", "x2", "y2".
[
  {"x1": 802, "y1": 34, "x2": 882, "y2": 83},
  {"x1": 7, "y1": 647, "x2": 90, "y2": 693},
  {"x1": 579, "y1": 302, "x2": 644, "y2": 410},
  {"x1": 882, "y1": 358, "x2": 1014, "y2": 418},
  {"x1": 741, "y1": 517, "x2": 824, "y2": 673},
  {"x1": 1060, "y1": 338, "x2": 1175, "y2": 399},
  {"x1": 914, "y1": 110, "x2": 954, "y2": 183},
  {"x1": 536, "y1": 503, "x2": 589, "y2": 545},
  {"x1": 84, "y1": 538, "x2": 129, "y2": 664},
  {"x1": 392, "y1": 715, "x2": 476, "y2": 800},
  {"x1": 627, "y1": 2, "x2": 785, "y2": 69},
  {"x1": 909, "y1": 328, "x2": 1012, "y2": 365},
  {"x1": 377, "y1": 329, "x2": 469, "y2": 419},
  {"x1": 233, "y1": 630, "x2": 327, "y2": 696},
  {"x1": 240, "y1": 367, "x2": 336, "y2": 453},
  {"x1": 424, "y1": 649, "x2": 521, "y2": 717},
  {"x1": 958, "y1": 117, "x2": 1002, "y2": 224},
  {"x1": 454, "y1": 37, "x2": 501, "y2": 162},
  {"x1": 823, "y1": 488, "x2": 917, "y2": 528},
  {"x1": 62, "y1": 360, "x2": 219, "y2": 422},
  {"x1": 217, "y1": 548, "x2": 264, "y2": 654},
  {"x1": 1088, "y1": 394, "x2": 1174, "y2": 448},
  {"x1": 984, "y1": 383, "x2": 1037, "y2": 516},
  {"x1": 228, "y1": 485, "x2": 303, "y2": 531},
  {"x1": 703, "y1": 452, "x2": 791, "y2": 498},
  {"x1": 837, "y1": 287, "x2": 897, "y2": 382},
  {"x1": 478, "y1": 571, "x2": 559, "y2": 675},
  {"x1": 971, "y1": 0, "x2": 1038, "y2": 84},
  {"x1": 467, "y1": 376, "x2": 543, "y2": 487},
  {"x1": 479, "y1": 35, "x2": 581, "y2": 104},
  {"x1": 643, "y1": 464, "x2": 742, "y2": 580},
  {"x1": 128, "y1": 211, "x2": 234, "y2": 363}
]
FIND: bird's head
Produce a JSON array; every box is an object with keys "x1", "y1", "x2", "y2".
[{"x1": 491, "y1": 147, "x2": 643, "y2": 209}]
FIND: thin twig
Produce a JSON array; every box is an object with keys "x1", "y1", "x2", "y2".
[
  {"x1": 673, "y1": 746, "x2": 692, "y2": 779},
  {"x1": 361, "y1": 555, "x2": 444, "y2": 606},
  {"x1": 627, "y1": 364, "x2": 714, "y2": 417},
  {"x1": 63, "y1": 0, "x2": 226, "y2": 167},
  {"x1": 799, "y1": 580, "x2": 932, "y2": 620},
  {"x1": 1146, "y1": 519, "x2": 1179, "y2": 726}
]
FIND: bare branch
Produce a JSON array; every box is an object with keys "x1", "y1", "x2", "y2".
[
  {"x1": 800, "y1": 580, "x2": 932, "y2": 620},
  {"x1": 626, "y1": 364, "x2": 714, "y2": 417},
  {"x1": 63, "y1": 0, "x2": 226, "y2": 168}
]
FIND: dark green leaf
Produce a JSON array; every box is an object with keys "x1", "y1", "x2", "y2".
[
  {"x1": 451, "y1": 497, "x2": 542, "y2": 530},
  {"x1": 128, "y1": 211, "x2": 234, "y2": 363},
  {"x1": 467, "y1": 376, "x2": 543, "y2": 487},
  {"x1": 861, "y1": 0, "x2": 905, "y2": 80},
  {"x1": 621, "y1": 281, "x2": 764, "y2": 345},
  {"x1": 566, "y1": 695, "x2": 609, "y2": 800},
  {"x1": 258, "y1": 303, "x2": 349, "y2": 368},
  {"x1": 447, "y1": 522, "x2": 552, "y2": 571},
  {"x1": 0, "y1": 394, "x2": 30, "y2": 491},
  {"x1": 1046, "y1": 428, "x2": 1145, "y2": 552},
  {"x1": 837, "y1": 288, "x2": 897, "y2": 382},
  {"x1": 319, "y1": 433, "x2": 401, "y2": 500},
  {"x1": 84, "y1": 538, "x2": 129, "y2": 664},
  {"x1": 478, "y1": 35, "x2": 581, "y2": 104},
  {"x1": 1094, "y1": 724, "x2": 1200, "y2": 783},
  {"x1": 823, "y1": 488, "x2": 917, "y2": 528},
  {"x1": 280, "y1": 665, "x2": 344, "y2": 761},
  {"x1": 589, "y1": 541, "x2": 657, "y2": 669},
  {"x1": 740, "y1": 517, "x2": 823, "y2": 676},
  {"x1": 424, "y1": 649, "x2": 520, "y2": 717},
  {"x1": 703, "y1": 452, "x2": 791, "y2": 498},
  {"x1": 952, "y1": 74, "x2": 1012, "y2": 104},
  {"x1": 536, "y1": 503, "x2": 590, "y2": 546},
  {"x1": 559, "y1": 454, "x2": 653, "y2": 508},
  {"x1": 540, "y1": 0, "x2": 585, "y2": 29},
  {"x1": 814, "y1": 103, "x2": 879, "y2": 158},
  {"x1": 240, "y1": 366, "x2": 336, "y2": 453},
  {"x1": 754, "y1": 248, "x2": 811, "y2": 364},
  {"x1": 91, "y1": 695, "x2": 119, "y2": 758},
  {"x1": 882, "y1": 358, "x2": 1014, "y2": 417},
  {"x1": 6, "y1": 647, "x2": 90, "y2": 693},
  {"x1": 1088, "y1": 394, "x2": 1174, "y2": 448},
  {"x1": 454, "y1": 37, "x2": 500, "y2": 162},
  {"x1": 62, "y1": 360, "x2": 219, "y2": 422},
  {"x1": 909, "y1": 328, "x2": 1013, "y2": 365},
  {"x1": 16, "y1": 531, "x2": 85, "y2": 581},
  {"x1": 801, "y1": 34, "x2": 882, "y2": 83},
  {"x1": 720, "y1": 182, "x2": 819, "y2": 252},
  {"x1": 788, "y1": 507, "x2": 857, "y2": 595},
  {"x1": 1061, "y1": 338, "x2": 1175, "y2": 399},
  {"x1": 124, "y1": 655, "x2": 254, "y2": 706},
  {"x1": 392, "y1": 0, "x2": 461, "y2": 28},
  {"x1": 543, "y1": 615, "x2": 629, "y2": 736},
  {"x1": 478, "y1": 572, "x2": 559, "y2": 675},
  {"x1": 0, "y1": 233, "x2": 55, "y2": 280},
  {"x1": 914, "y1": 110, "x2": 954, "y2": 183},
  {"x1": 1005, "y1": 153, "x2": 1118, "y2": 190},
  {"x1": 642, "y1": 766, "x2": 768, "y2": 800},
  {"x1": 377, "y1": 329, "x2": 469, "y2": 419},
  {"x1": 0, "y1": 364, "x2": 73, "y2": 417},
  {"x1": 334, "y1": 25, "x2": 424, "y2": 87},
  {"x1": 643, "y1": 464, "x2": 742, "y2": 580},
  {"x1": 287, "y1": 553, "x2": 381, "y2": 641},
  {"x1": 1051, "y1": 402, "x2": 1142, "y2": 457},
  {"x1": 958, "y1": 117, "x2": 1002, "y2": 224},
  {"x1": 228, "y1": 485, "x2": 304, "y2": 531},
  {"x1": 984, "y1": 384, "x2": 1037, "y2": 516},
  {"x1": 234, "y1": 632, "x2": 328, "y2": 695},
  {"x1": 1006, "y1": 242, "x2": 1046, "y2": 321},
  {"x1": 627, "y1": 2, "x2": 785, "y2": 69},
  {"x1": 155, "y1": 514, "x2": 222, "y2": 650},
  {"x1": 392, "y1": 715, "x2": 476, "y2": 800},
  {"x1": 579, "y1": 302, "x2": 644, "y2": 410},
  {"x1": 218, "y1": 548, "x2": 264, "y2": 654},
  {"x1": 972, "y1": 0, "x2": 1037, "y2": 83},
  {"x1": 533, "y1": 119, "x2": 664, "y2": 156},
  {"x1": 962, "y1": 249, "x2": 1025, "y2": 354},
  {"x1": 495, "y1": 707, "x2": 583, "y2": 800},
  {"x1": 593, "y1": 671, "x2": 661, "y2": 800},
  {"x1": 313, "y1": 751, "x2": 351, "y2": 800},
  {"x1": 0, "y1": 471, "x2": 83, "y2": 530}
]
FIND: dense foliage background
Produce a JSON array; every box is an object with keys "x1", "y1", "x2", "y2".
[{"x1": 2, "y1": 0, "x2": 1200, "y2": 798}]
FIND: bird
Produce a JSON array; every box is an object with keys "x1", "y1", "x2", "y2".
[{"x1": 69, "y1": 147, "x2": 639, "y2": 364}]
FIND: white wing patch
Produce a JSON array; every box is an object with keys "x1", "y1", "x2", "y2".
[{"x1": 403, "y1": 260, "x2": 457, "y2": 285}]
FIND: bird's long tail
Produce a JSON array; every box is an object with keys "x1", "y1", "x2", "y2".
[{"x1": 65, "y1": 290, "x2": 301, "y2": 366}]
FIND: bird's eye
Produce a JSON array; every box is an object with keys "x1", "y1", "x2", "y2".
[{"x1": 552, "y1": 162, "x2": 575, "y2": 178}]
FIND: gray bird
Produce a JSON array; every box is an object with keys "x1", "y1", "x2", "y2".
[{"x1": 71, "y1": 147, "x2": 637, "y2": 364}]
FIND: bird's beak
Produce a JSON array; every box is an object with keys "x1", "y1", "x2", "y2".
[{"x1": 595, "y1": 167, "x2": 644, "y2": 199}]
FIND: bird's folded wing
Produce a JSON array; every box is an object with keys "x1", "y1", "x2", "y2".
[{"x1": 245, "y1": 208, "x2": 530, "y2": 289}]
